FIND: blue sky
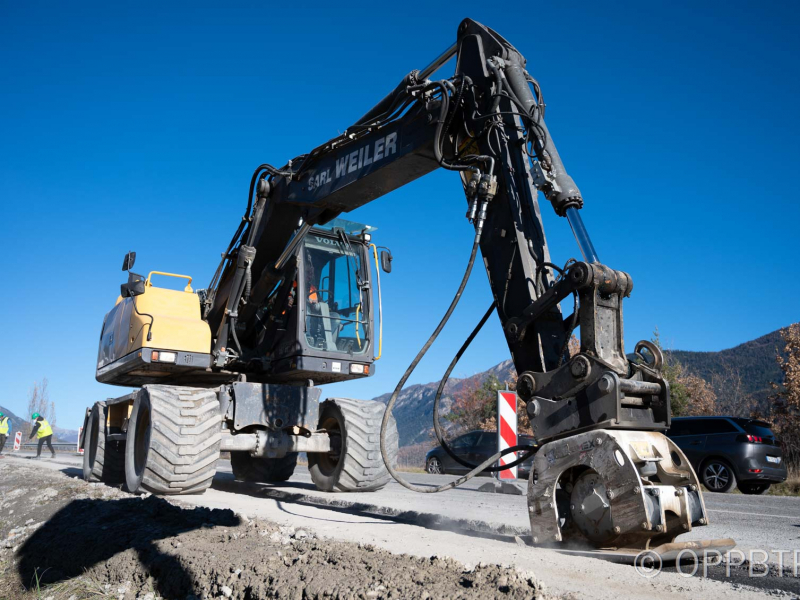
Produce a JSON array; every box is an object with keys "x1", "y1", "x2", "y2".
[{"x1": 1, "y1": 1, "x2": 798, "y2": 429}]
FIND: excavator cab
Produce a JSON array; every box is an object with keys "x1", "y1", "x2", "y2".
[{"x1": 264, "y1": 219, "x2": 385, "y2": 384}]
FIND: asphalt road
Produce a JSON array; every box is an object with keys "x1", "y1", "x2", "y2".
[{"x1": 7, "y1": 451, "x2": 799, "y2": 599}]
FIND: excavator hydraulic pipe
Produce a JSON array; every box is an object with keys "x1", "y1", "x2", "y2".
[
  {"x1": 419, "y1": 42, "x2": 458, "y2": 80},
  {"x1": 565, "y1": 207, "x2": 600, "y2": 264},
  {"x1": 275, "y1": 222, "x2": 312, "y2": 271}
]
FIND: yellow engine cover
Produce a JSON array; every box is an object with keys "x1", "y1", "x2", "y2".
[{"x1": 97, "y1": 275, "x2": 211, "y2": 373}]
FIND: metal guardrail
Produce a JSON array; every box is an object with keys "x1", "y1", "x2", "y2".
[{"x1": 18, "y1": 443, "x2": 80, "y2": 450}]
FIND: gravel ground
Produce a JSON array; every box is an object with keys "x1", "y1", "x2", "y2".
[{"x1": 0, "y1": 461, "x2": 554, "y2": 600}]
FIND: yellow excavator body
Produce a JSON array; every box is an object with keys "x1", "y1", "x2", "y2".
[{"x1": 96, "y1": 272, "x2": 212, "y2": 385}]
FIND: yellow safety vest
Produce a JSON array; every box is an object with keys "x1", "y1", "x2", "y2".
[
  {"x1": 36, "y1": 418, "x2": 53, "y2": 438},
  {"x1": 0, "y1": 417, "x2": 8, "y2": 435}
]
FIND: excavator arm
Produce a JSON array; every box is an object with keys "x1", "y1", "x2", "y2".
[{"x1": 205, "y1": 19, "x2": 666, "y2": 442}]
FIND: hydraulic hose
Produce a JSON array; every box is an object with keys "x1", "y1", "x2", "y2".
[
  {"x1": 379, "y1": 235, "x2": 534, "y2": 493},
  {"x1": 431, "y1": 302, "x2": 536, "y2": 473}
]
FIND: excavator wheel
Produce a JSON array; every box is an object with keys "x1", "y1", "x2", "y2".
[
  {"x1": 308, "y1": 398, "x2": 398, "y2": 492},
  {"x1": 82, "y1": 401, "x2": 125, "y2": 484},
  {"x1": 230, "y1": 451, "x2": 298, "y2": 483},
  {"x1": 125, "y1": 385, "x2": 221, "y2": 495}
]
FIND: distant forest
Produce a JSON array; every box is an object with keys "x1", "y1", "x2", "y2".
[{"x1": 670, "y1": 328, "x2": 785, "y2": 415}]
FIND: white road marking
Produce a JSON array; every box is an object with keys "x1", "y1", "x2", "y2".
[{"x1": 708, "y1": 508, "x2": 798, "y2": 519}]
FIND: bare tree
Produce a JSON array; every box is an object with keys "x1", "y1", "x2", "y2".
[
  {"x1": 770, "y1": 323, "x2": 800, "y2": 470},
  {"x1": 681, "y1": 373, "x2": 718, "y2": 416},
  {"x1": 711, "y1": 364, "x2": 750, "y2": 416},
  {"x1": 26, "y1": 378, "x2": 57, "y2": 430},
  {"x1": 445, "y1": 376, "x2": 501, "y2": 434}
]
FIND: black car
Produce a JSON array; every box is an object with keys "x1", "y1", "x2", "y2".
[
  {"x1": 666, "y1": 416, "x2": 787, "y2": 494},
  {"x1": 424, "y1": 430, "x2": 536, "y2": 478}
]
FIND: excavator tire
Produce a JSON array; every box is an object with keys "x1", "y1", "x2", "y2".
[
  {"x1": 125, "y1": 385, "x2": 221, "y2": 495},
  {"x1": 308, "y1": 398, "x2": 398, "y2": 492},
  {"x1": 230, "y1": 452, "x2": 298, "y2": 483},
  {"x1": 82, "y1": 401, "x2": 125, "y2": 484}
]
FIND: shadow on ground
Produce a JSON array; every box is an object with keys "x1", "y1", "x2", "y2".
[
  {"x1": 17, "y1": 496, "x2": 239, "y2": 598},
  {"x1": 211, "y1": 474, "x2": 520, "y2": 544},
  {"x1": 211, "y1": 470, "x2": 318, "y2": 492}
]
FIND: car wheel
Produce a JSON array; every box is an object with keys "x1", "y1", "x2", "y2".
[
  {"x1": 426, "y1": 457, "x2": 443, "y2": 475},
  {"x1": 738, "y1": 482, "x2": 771, "y2": 495},
  {"x1": 701, "y1": 459, "x2": 736, "y2": 493}
]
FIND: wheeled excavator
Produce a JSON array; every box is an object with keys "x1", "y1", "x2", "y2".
[{"x1": 80, "y1": 18, "x2": 734, "y2": 556}]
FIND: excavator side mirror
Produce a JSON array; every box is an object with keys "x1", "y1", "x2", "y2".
[
  {"x1": 120, "y1": 272, "x2": 146, "y2": 298},
  {"x1": 122, "y1": 251, "x2": 136, "y2": 272},
  {"x1": 380, "y1": 250, "x2": 393, "y2": 273}
]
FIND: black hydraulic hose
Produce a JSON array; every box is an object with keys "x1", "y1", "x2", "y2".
[
  {"x1": 428, "y1": 81, "x2": 494, "y2": 175},
  {"x1": 208, "y1": 164, "x2": 289, "y2": 294},
  {"x1": 432, "y1": 301, "x2": 536, "y2": 473},
  {"x1": 229, "y1": 317, "x2": 243, "y2": 356},
  {"x1": 131, "y1": 297, "x2": 155, "y2": 342},
  {"x1": 379, "y1": 236, "x2": 533, "y2": 493},
  {"x1": 487, "y1": 60, "x2": 505, "y2": 114},
  {"x1": 243, "y1": 264, "x2": 252, "y2": 302},
  {"x1": 353, "y1": 70, "x2": 421, "y2": 128}
]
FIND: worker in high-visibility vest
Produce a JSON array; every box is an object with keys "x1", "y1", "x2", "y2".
[
  {"x1": 29, "y1": 412, "x2": 55, "y2": 459},
  {"x1": 0, "y1": 412, "x2": 10, "y2": 456}
]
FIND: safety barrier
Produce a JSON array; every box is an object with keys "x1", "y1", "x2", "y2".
[{"x1": 497, "y1": 390, "x2": 518, "y2": 480}]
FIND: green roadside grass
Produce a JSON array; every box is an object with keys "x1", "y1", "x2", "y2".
[{"x1": 766, "y1": 476, "x2": 800, "y2": 496}]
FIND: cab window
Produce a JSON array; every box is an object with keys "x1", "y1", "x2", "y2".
[{"x1": 302, "y1": 235, "x2": 369, "y2": 355}]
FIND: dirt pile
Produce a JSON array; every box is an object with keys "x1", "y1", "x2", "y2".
[{"x1": 0, "y1": 461, "x2": 553, "y2": 599}]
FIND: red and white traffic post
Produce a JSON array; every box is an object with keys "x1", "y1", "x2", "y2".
[
  {"x1": 496, "y1": 390, "x2": 517, "y2": 479},
  {"x1": 13, "y1": 431, "x2": 22, "y2": 452}
]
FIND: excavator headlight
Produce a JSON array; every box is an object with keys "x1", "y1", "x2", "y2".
[{"x1": 350, "y1": 364, "x2": 366, "y2": 374}]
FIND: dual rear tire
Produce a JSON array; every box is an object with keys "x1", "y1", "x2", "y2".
[
  {"x1": 82, "y1": 401, "x2": 125, "y2": 484},
  {"x1": 124, "y1": 386, "x2": 221, "y2": 495}
]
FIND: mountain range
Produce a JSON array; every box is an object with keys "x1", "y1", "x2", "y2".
[
  {"x1": 374, "y1": 327, "x2": 789, "y2": 448},
  {"x1": 669, "y1": 328, "x2": 784, "y2": 415}
]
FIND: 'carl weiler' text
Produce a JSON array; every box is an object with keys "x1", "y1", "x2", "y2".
[{"x1": 307, "y1": 132, "x2": 398, "y2": 191}]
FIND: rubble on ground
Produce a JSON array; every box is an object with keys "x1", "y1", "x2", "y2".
[{"x1": 0, "y1": 461, "x2": 553, "y2": 599}]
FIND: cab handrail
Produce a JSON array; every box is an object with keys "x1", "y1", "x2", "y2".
[
  {"x1": 369, "y1": 244, "x2": 383, "y2": 360},
  {"x1": 146, "y1": 271, "x2": 194, "y2": 293}
]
